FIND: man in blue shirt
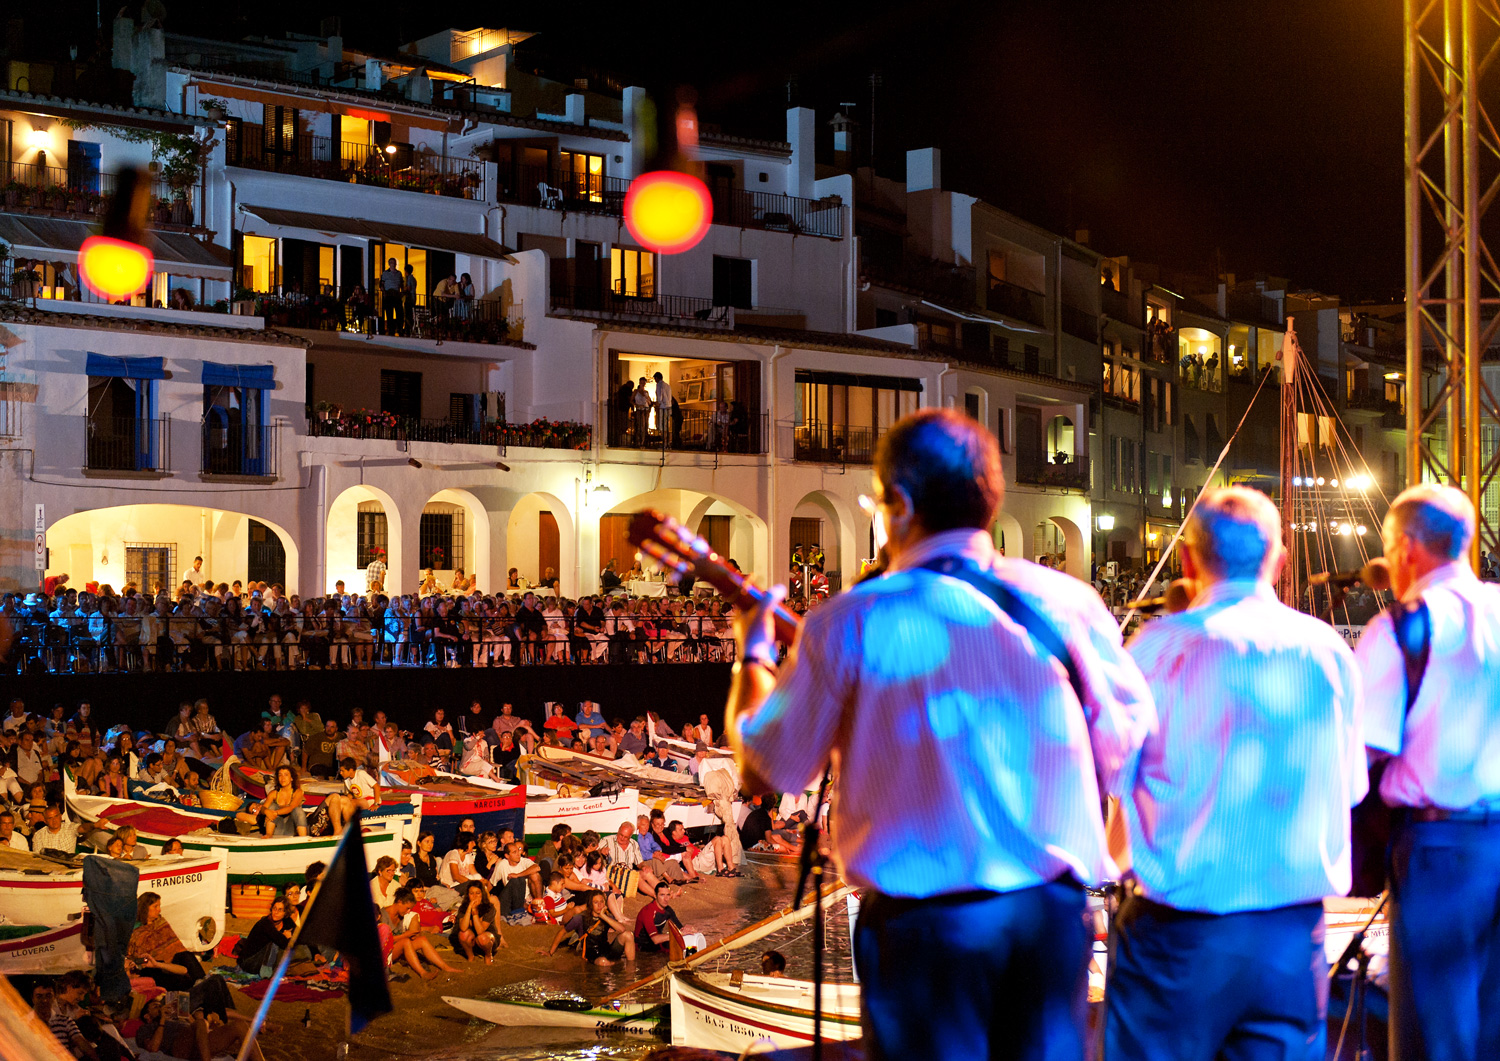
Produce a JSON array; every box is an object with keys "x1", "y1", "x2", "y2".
[{"x1": 574, "y1": 701, "x2": 606, "y2": 743}]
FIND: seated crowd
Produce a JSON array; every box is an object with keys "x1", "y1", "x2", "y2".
[{"x1": 0, "y1": 563, "x2": 823, "y2": 672}]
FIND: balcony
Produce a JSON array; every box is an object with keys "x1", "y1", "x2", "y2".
[
  {"x1": 601, "y1": 402, "x2": 766, "y2": 454},
  {"x1": 1, "y1": 161, "x2": 196, "y2": 228},
  {"x1": 1101, "y1": 283, "x2": 1143, "y2": 327},
  {"x1": 306, "y1": 406, "x2": 590, "y2": 453},
  {"x1": 497, "y1": 167, "x2": 844, "y2": 239},
  {"x1": 1014, "y1": 452, "x2": 1090, "y2": 491},
  {"x1": 986, "y1": 279, "x2": 1047, "y2": 328},
  {"x1": 248, "y1": 288, "x2": 516, "y2": 345},
  {"x1": 230, "y1": 131, "x2": 484, "y2": 200},
  {"x1": 1061, "y1": 303, "x2": 1098, "y2": 341},
  {"x1": 1345, "y1": 390, "x2": 1404, "y2": 418},
  {"x1": 84, "y1": 416, "x2": 170, "y2": 475},
  {"x1": 551, "y1": 284, "x2": 729, "y2": 327},
  {"x1": 861, "y1": 255, "x2": 975, "y2": 305},
  {"x1": 789, "y1": 421, "x2": 881, "y2": 465},
  {"x1": 960, "y1": 342, "x2": 1056, "y2": 378},
  {"x1": 201, "y1": 421, "x2": 279, "y2": 479}
]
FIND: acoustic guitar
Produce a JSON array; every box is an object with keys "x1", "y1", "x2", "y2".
[{"x1": 626, "y1": 510, "x2": 801, "y2": 645}]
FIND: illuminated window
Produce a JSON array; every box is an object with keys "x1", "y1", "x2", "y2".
[
  {"x1": 611, "y1": 247, "x2": 655, "y2": 298},
  {"x1": 560, "y1": 150, "x2": 605, "y2": 203},
  {"x1": 240, "y1": 235, "x2": 276, "y2": 292}
]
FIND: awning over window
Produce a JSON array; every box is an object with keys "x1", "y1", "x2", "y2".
[
  {"x1": 0, "y1": 216, "x2": 233, "y2": 281},
  {"x1": 239, "y1": 204, "x2": 514, "y2": 260},
  {"x1": 86, "y1": 354, "x2": 167, "y2": 379},
  {"x1": 794, "y1": 369, "x2": 924, "y2": 392},
  {"x1": 202, "y1": 362, "x2": 275, "y2": 389}
]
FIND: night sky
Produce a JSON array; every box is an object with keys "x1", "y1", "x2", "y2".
[{"x1": 65, "y1": 0, "x2": 1407, "y2": 299}]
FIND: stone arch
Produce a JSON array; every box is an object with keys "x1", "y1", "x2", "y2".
[
  {"x1": 421, "y1": 488, "x2": 493, "y2": 592},
  {"x1": 600, "y1": 487, "x2": 769, "y2": 591},
  {"x1": 789, "y1": 489, "x2": 858, "y2": 589},
  {"x1": 505, "y1": 491, "x2": 576, "y2": 595},
  {"x1": 327, "y1": 484, "x2": 401, "y2": 595},
  {"x1": 993, "y1": 511, "x2": 1025, "y2": 560},
  {"x1": 1047, "y1": 514, "x2": 1087, "y2": 580},
  {"x1": 45, "y1": 504, "x2": 301, "y2": 596},
  {"x1": 1045, "y1": 413, "x2": 1076, "y2": 457}
]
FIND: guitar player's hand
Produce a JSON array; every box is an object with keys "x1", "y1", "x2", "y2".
[{"x1": 732, "y1": 584, "x2": 785, "y2": 663}]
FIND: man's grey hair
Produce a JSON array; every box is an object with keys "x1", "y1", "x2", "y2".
[
  {"x1": 1386, "y1": 484, "x2": 1474, "y2": 561},
  {"x1": 1184, "y1": 486, "x2": 1283, "y2": 581}
]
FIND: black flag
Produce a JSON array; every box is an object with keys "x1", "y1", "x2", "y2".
[{"x1": 296, "y1": 814, "x2": 392, "y2": 1033}]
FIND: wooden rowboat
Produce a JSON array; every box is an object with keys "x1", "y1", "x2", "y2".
[
  {"x1": 0, "y1": 923, "x2": 89, "y2": 976},
  {"x1": 669, "y1": 971, "x2": 862, "y2": 1052},
  {"x1": 442, "y1": 995, "x2": 666, "y2": 1037}
]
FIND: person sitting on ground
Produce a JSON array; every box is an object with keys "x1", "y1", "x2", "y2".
[
  {"x1": 538, "y1": 823, "x2": 572, "y2": 868},
  {"x1": 438, "y1": 831, "x2": 480, "y2": 891},
  {"x1": 652, "y1": 814, "x2": 702, "y2": 883},
  {"x1": 547, "y1": 891, "x2": 636, "y2": 966},
  {"x1": 381, "y1": 886, "x2": 456, "y2": 981},
  {"x1": 236, "y1": 896, "x2": 297, "y2": 975},
  {"x1": 127, "y1": 891, "x2": 208, "y2": 990},
  {"x1": 371, "y1": 855, "x2": 401, "y2": 910},
  {"x1": 450, "y1": 880, "x2": 507, "y2": 963},
  {"x1": 534, "y1": 870, "x2": 580, "y2": 925},
  {"x1": 494, "y1": 840, "x2": 544, "y2": 920},
  {"x1": 634, "y1": 880, "x2": 698, "y2": 954},
  {"x1": 48, "y1": 971, "x2": 133, "y2": 1061}
]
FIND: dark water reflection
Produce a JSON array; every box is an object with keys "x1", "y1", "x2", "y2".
[{"x1": 429, "y1": 859, "x2": 858, "y2": 1061}]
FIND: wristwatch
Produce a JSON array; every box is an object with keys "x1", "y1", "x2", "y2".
[{"x1": 739, "y1": 646, "x2": 778, "y2": 670}]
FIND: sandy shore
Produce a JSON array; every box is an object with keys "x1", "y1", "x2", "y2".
[{"x1": 234, "y1": 870, "x2": 790, "y2": 1061}]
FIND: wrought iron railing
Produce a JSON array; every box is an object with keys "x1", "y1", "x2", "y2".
[
  {"x1": 789, "y1": 421, "x2": 881, "y2": 465},
  {"x1": 248, "y1": 287, "x2": 514, "y2": 344},
  {"x1": 201, "y1": 420, "x2": 279, "y2": 478},
  {"x1": 1014, "y1": 452, "x2": 1090, "y2": 490},
  {"x1": 84, "y1": 415, "x2": 170, "y2": 473},
  {"x1": 230, "y1": 130, "x2": 484, "y2": 199},
  {"x1": 601, "y1": 401, "x2": 766, "y2": 454},
  {"x1": 986, "y1": 279, "x2": 1047, "y2": 327},
  {"x1": 1, "y1": 161, "x2": 194, "y2": 226},
  {"x1": 551, "y1": 284, "x2": 728, "y2": 324}
]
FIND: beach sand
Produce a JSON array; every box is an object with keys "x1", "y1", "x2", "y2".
[{"x1": 238, "y1": 869, "x2": 796, "y2": 1061}]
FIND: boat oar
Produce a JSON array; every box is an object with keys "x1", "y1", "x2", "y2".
[{"x1": 595, "y1": 880, "x2": 854, "y2": 1005}]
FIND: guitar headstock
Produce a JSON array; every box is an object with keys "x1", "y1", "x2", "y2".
[{"x1": 626, "y1": 509, "x2": 800, "y2": 645}]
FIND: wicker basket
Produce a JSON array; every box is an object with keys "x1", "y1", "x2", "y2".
[
  {"x1": 230, "y1": 884, "x2": 275, "y2": 920},
  {"x1": 200, "y1": 789, "x2": 243, "y2": 812}
]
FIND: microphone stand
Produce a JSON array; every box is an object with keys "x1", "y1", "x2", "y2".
[
  {"x1": 792, "y1": 765, "x2": 834, "y2": 1061},
  {"x1": 1328, "y1": 891, "x2": 1388, "y2": 1061}
]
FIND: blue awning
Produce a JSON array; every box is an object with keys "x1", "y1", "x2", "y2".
[
  {"x1": 202, "y1": 362, "x2": 275, "y2": 389},
  {"x1": 85, "y1": 354, "x2": 167, "y2": 380}
]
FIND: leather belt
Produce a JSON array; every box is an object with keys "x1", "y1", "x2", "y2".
[{"x1": 1399, "y1": 804, "x2": 1500, "y2": 824}]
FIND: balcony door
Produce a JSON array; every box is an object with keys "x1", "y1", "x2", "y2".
[
  {"x1": 247, "y1": 519, "x2": 286, "y2": 587},
  {"x1": 1015, "y1": 406, "x2": 1042, "y2": 472}
]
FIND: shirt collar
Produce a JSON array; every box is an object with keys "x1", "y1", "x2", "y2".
[
  {"x1": 1189, "y1": 578, "x2": 1275, "y2": 610},
  {"x1": 888, "y1": 528, "x2": 996, "y2": 572},
  {"x1": 1407, "y1": 559, "x2": 1476, "y2": 600}
]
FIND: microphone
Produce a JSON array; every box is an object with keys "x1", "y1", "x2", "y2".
[
  {"x1": 1309, "y1": 558, "x2": 1390, "y2": 592},
  {"x1": 1126, "y1": 579, "x2": 1195, "y2": 614}
]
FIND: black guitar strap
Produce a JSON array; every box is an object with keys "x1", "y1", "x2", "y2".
[
  {"x1": 920, "y1": 557, "x2": 1085, "y2": 704},
  {"x1": 1388, "y1": 596, "x2": 1431, "y2": 718}
]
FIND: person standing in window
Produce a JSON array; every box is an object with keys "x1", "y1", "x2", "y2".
[
  {"x1": 652, "y1": 372, "x2": 671, "y2": 438},
  {"x1": 380, "y1": 258, "x2": 403, "y2": 334},
  {"x1": 402, "y1": 264, "x2": 417, "y2": 333}
]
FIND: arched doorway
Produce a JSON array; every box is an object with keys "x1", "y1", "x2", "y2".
[
  {"x1": 421, "y1": 488, "x2": 492, "y2": 592},
  {"x1": 505, "y1": 492, "x2": 575, "y2": 594},
  {"x1": 599, "y1": 488, "x2": 768, "y2": 589},
  {"x1": 327, "y1": 485, "x2": 400, "y2": 595},
  {"x1": 788, "y1": 490, "x2": 857, "y2": 592},
  {"x1": 1046, "y1": 515, "x2": 1086, "y2": 580},
  {"x1": 44, "y1": 504, "x2": 299, "y2": 595},
  {"x1": 1045, "y1": 414, "x2": 1075, "y2": 461}
]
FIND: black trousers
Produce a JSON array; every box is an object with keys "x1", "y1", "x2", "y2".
[
  {"x1": 854, "y1": 880, "x2": 1089, "y2": 1061},
  {"x1": 1104, "y1": 893, "x2": 1326, "y2": 1061}
]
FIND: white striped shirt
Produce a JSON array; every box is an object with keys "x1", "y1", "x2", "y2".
[
  {"x1": 1356, "y1": 561, "x2": 1500, "y2": 810},
  {"x1": 1124, "y1": 580, "x2": 1366, "y2": 914},
  {"x1": 736, "y1": 529, "x2": 1155, "y2": 898}
]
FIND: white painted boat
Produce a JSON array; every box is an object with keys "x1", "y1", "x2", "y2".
[
  {"x1": 669, "y1": 971, "x2": 862, "y2": 1051},
  {"x1": 65, "y1": 783, "x2": 408, "y2": 885},
  {"x1": 0, "y1": 923, "x2": 89, "y2": 976},
  {"x1": 442, "y1": 995, "x2": 666, "y2": 1037},
  {"x1": 1324, "y1": 895, "x2": 1389, "y2": 963},
  {"x1": 526, "y1": 749, "x2": 729, "y2": 832},
  {"x1": 522, "y1": 788, "x2": 641, "y2": 847},
  {"x1": 0, "y1": 847, "x2": 228, "y2": 950}
]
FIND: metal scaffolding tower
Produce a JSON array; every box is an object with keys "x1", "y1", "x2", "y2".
[{"x1": 1404, "y1": 0, "x2": 1500, "y2": 562}]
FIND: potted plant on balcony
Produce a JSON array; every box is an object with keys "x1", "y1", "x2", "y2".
[
  {"x1": 2, "y1": 180, "x2": 22, "y2": 208},
  {"x1": 313, "y1": 401, "x2": 342, "y2": 422},
  {"x1": 199, "y1": 97, "x2": 230, "y2": 122}
]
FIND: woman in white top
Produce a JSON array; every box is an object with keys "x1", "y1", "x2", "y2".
[{"x1": 370, "y1": 855, "x2": 400, "y2": 909}]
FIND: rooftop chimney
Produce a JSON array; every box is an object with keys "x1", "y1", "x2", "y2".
[
  {"x1": 830, "y1": 106, "x2": 859, "y2": 169},
  {"x1": 905, "y1": 147, "x2": 941, "y2": 192}
]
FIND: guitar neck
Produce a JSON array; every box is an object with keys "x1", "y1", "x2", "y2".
[{"x1": 691, "y1": 560, "x2": 802, "y2": 646}]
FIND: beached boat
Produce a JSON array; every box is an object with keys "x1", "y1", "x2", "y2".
[
  {"x1": 519, "y1": 787, "x2": 641, "y2": 847},
  {"x1": 229, "y1": 762, "x2": 525, "y2": 851},
  {"x1": 0, "y1": 923, "x2": 89, "y2": 977},
  {"x1": 0, "y1": 847, "x2": 227, "y2": 947},
  {"x1": 1324, "y1": 895, "x2": 1389, "y2": 963},
  {"x1": 65, "y1": 785, "x2": 407, "y2": 885},
  {"x1": 441, "y1": 995, "x2": 666, "y2": 1037},
  {"x1": 126, "y1": 778, "x2": 422, "y2": 846},
  {"x1": 669, "y1": 971, "x2": 862, "y2": 1051},
  {"x1": 522, "y1": 748, "x2": 728, "y2": 833}
]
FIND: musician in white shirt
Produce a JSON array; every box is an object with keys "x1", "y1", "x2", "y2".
[
  {"x1": 1355, "y1": 484, "x2": 1500, "y2": 1061},
  {"x1": 729, "y1": 408, "x2": 1154, "y2": 1061},
  {"x1": 1108, "y1": 486, "x2": 1366, "y2": 1061}
]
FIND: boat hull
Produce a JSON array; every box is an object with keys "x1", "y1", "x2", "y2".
[
  {"x1": 522, "y1": 790, "x2": 640, "y2": 847},
  {"x1": 0, "y1": 853, "x2": 228, "y2": 949},
  {"x1": 0, "y1": 923, "x2": 89, "y2": 976},
  {"x1": 442, "y1": 995, "x2": 666, "y2": 1037},
  {"x1": 669, "y1": 972, "x2": 861, "y2": 1052}
]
